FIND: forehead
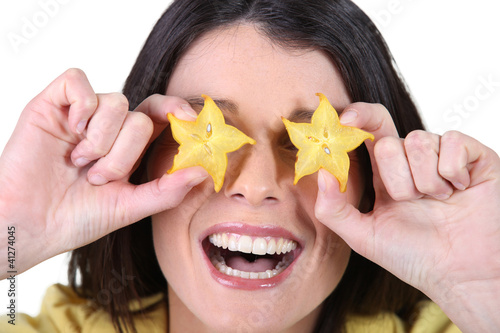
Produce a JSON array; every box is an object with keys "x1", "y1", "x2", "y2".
[{"x1": 166, "y1": 24, "x2": 351, "y2": 114}]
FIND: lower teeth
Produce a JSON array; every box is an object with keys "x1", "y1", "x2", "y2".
[{"x1": 210, "y1": 250, "x2": 293, "y2": 280}]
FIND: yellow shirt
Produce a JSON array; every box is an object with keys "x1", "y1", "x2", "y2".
[{"x1": 0, "y1": 284, "x2": 461, "y2": 332}]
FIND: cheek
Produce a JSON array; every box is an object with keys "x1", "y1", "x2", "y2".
[
  {"x1": 152, "y1": 212, "x2": 186, "y2": 271},
  {"x1": 152, "y1": 219, "x2": 170, "y2": 265},
  {"x1": 152, "y1": 208, "x2": 199, "y2": 300},
  {"x1": 293, "y1": 178, "x2": 352, "y2": 297},
  {"x1": 319, "y1": 227, "x2": 351, "y2": 275},
  {"x1": 289, "y1": 223, "x2": 351, "y2": 313},
  {"x1": 311, "y1": 219, "x2": 351, "y2": 275},
  {"x1": 151, "y1": 183, "x2": 213, "y2": 275},
  {"x1": 152, "y1": 217, "x2": 179, "y2": 293}
]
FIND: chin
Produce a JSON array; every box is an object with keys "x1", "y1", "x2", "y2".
[{"x1": 155, "y1": 213, "x2": 350, "y2": 332}]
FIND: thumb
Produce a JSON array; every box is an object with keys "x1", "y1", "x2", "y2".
[
  {"x1": 116, "y1": 167, "x2": 208, "y2": 226},
  {"x1": 315, "y1": 169, "x2": 369, "y2": 252}
]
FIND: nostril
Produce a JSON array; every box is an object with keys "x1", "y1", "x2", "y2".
[
  {"x1": 229, "y1": 192, "x2": 278, "y2": 206},
  {"x1": 264, "y1": 197, "x2": 278, "y2": 203},
  {"x1": 231, "y1": 193, "x2": 245, "y2": 200}
]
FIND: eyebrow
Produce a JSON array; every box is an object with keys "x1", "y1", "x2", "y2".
[
  {"x1": 185, "y1": 97, "x2": 340, "y2": 122},
  {"x1": 186, "y1": 97, "x2": 239, "y2": 115},
  {"x1": 287, "y1": 108, "x2": 316, "y2": 123},
  {"x1": 288, "y1": 104, "x2": 343, "y2": 123}
]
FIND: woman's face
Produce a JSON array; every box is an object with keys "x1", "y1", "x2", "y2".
[{"x1": 149, "y1": 24, "x2": 364, "y2": 332}]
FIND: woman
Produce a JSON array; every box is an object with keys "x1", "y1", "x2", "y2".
[{"x1": 1, "y1": 0, "x2": 499, "y2": 332}]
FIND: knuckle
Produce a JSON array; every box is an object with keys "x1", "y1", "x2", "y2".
[
  {"x1": 147, "y1": 93, "x2": 165, "y2": 103},
  {"x1": 86, "y1": 141, "x2": 108, "y2": 158},
  {"x1": 104, "y1": 92, "x2": 130, "y2": 112},
  {"x1": 438, "y1": 162, "x2": 457, "y2": 179},
  {"x1": 73, "y1": 140, "x2": 94, "y2": 159},
  {"x1": 103, "y1": 160, "x2": 130, "y2": 179},
  {"x1": 415, "y1": 182, "x2": 439, "y2": 196},
  {"x1": 381, "y1": 164, "x2": 417, "y2": 201},
  {"x1": 404, "y1": 130, "x2": 433, "y2": 152},
  {"x1": 441, "y1": 130, "x2": 463, "y2": 147},
  {"x1": 76, "y1": 134, "x2": 109, "y2": 158},
  {"x1": 146, "y1": 94, "x2": 185, "y2": 113},
  {"x1": 86, "y1": 131, "x2": 109, "y2": 155},
  {"x1": 81, "y1": 95, "x2": 99, "y2": 112},
  {"x1": 372, "y1": 102, "x2": 388, "y2": 111},
  {"x1": 163, "y1": 95, "x2": 188, "y2": 107},
  {"x1": 96, "y1": 117, "x2": 117, "y2": 136},
  {"x1": 64, "y1": 67, "x2": 87, "y2": 80},
  {"x1": 62, "y1": 68, "x2": 98, "y2": 111},
  {"x1": 387, "y1": 189, "x2": 410, "y2": 201},
  {"x1": 129, "y1": 112, "x2": 154, "y2": 138},
  {"x1": 374, "y1": 136, "x2": 400, "y2": 160},
  {"x1": 390, "y1": 189, "x2": 421, "y2": 202}
]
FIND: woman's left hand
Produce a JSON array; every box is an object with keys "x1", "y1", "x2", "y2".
[{"x1": 315, "y1": 102, "x2": 500, "y2": 332}]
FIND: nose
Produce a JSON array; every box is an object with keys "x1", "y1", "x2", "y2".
[{"x1": 224, "y1": 144, "x2": 283, "y2": 206}]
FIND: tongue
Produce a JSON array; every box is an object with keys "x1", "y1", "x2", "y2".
[{"x1": 226, "y1": 256, "x2": 277, "y2": 272}]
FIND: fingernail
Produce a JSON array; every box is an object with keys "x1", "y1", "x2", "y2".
[
  {"x1": 89, "y1": 173, "x2": 107, "y2": 185},
  {"x1": 74, "y1": 157, "x2": 90, "y2": 167},
  {"x1": 318, "y1": 170, "x2": 327, "y2": 193},
  {"x1": 340, "y1": 110, "x2": 357, "y2": 125},
  {"x1": 434, "y1": 193, "x2": 451, "y2": 200},
  {"x1": 452, "y1": 181, "x2": 466, "y2": 191},
  {"x1": 181, "y1": 104, "x2": 198, "y2": 119},
  {"x1": 187, "y1": 175, "x2": 208, "y2": 189},
  {"x1": 76, "y1": 120, "x2": 87, "y2": 134}
]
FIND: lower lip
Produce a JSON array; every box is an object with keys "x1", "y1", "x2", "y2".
[{"x1": 202, "y1": 241, "x2": 300, "y2": 290}]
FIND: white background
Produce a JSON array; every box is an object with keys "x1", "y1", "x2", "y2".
[{"x1": 1, "y1": 0, "x2": 499, "y2": 317}]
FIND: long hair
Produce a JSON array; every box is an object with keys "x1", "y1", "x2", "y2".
[{"x1": 68, "y1": 1, "x2": 426, "y2": 332}]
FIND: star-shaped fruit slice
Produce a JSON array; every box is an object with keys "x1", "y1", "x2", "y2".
[
  {"x1": 167, "y1": 95, "x2": 256, "y2": 192},
  {"x1": 282, "y1": 93, "x2": 374, "y2": 192}
]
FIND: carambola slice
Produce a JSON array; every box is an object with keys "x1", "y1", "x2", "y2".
[
  {"x1": 282, "y1": 93, "x2": 374, "y2": 192},
  {"x1": 167, "y1": 95, "x2": 256, "y2": 192}
]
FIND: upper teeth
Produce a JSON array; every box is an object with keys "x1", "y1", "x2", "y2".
[{"x1": 208, "y1": 233, "x2": 297, "y2": 255}]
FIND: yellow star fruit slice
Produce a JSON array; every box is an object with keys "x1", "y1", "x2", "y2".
[
  {"x1": 167, "y1": 95, "x2": 256, "y2": 192},
  {"x1": 282, "y1": 93, "x2": 374, "y2": 192}
]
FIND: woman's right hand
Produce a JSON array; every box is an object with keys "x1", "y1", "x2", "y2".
[{"x1": 0, "y1": 69, "x2": 207, "y2": 279}]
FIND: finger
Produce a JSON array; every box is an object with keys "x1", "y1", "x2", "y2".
[
  {"x1": 42, "y1": 68, "x2": 98, "y2": 134},
  {"x1": 315, "y1": 169, "x2": 371, "y2": 255},
  {"x1": 71, "y1": 93, "x2": 129, "y2": 167},
  {"x1": 315, "y1": 169, "x2": 361, "y2": 221},
  {"x1": 339, "y1": 103, "x2": 400, "y2": 196},
  {"x1": 375, "y1": 136, "x2": 422, "y2": 201},
  {"x1": 439, "y1": 130, "x2": 500, "y2": 189},
  {"x1": 134, "y1": 94, "x2": 198, "y2": 143},
  {"x1": 404, "y1": 130, "x2": 454, "y2": 199},
  {"x1": 87, "y1": 112, "x2": 153, "y2": 185},
  {"x1": 116, "y1": 167, "x2": 208, "y2": 226},
  {"x1": 339, "y1": 102, "x2": 400, "y2": 146}
]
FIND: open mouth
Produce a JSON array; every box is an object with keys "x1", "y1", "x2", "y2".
[{"x1": 204, "y1": 232, "x2": 299, "y2": 280}]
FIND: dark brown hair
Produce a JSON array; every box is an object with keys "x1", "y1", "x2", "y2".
[{"x1": 69, "y1": 1, "x2": 426, "y2": 332}]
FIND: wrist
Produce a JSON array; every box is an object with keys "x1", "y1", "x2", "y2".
[
  {"x1": 0, "y1": 207, "x2": 52, "y2": 280},
  {"x1": 429, "y1": 279, "x2": 500, "y2": 332}
]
